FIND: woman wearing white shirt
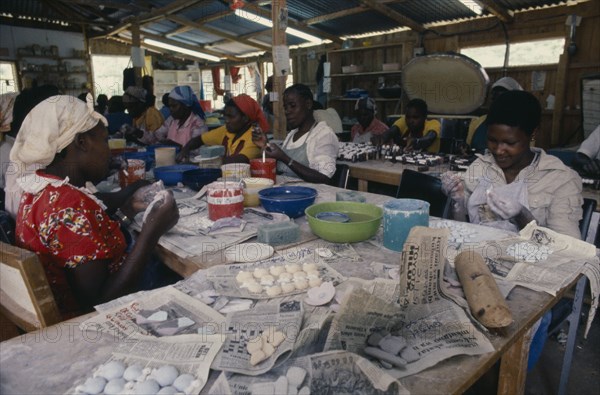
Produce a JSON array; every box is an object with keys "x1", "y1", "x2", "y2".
[{"x1": 252, "y1": 84, "x2": 339, "y2": 184}]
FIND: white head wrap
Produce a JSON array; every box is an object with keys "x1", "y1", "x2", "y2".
[
  {"x1": 0, "y1": 92, "x2": 18, "y2": 133},
  {"x1": 492, "y1": 77, "x2": 523, "y2": 91},
  {"x1": 10, "y1": 94, "x2": 107, "y2": 174}
]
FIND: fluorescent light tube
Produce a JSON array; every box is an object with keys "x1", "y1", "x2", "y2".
[
  {"x1": 143, "y1": 38, "x2": 221, "y2": 62},
  {"x1": 234, "y1": 9, "x2": 323, "y2": 43}
]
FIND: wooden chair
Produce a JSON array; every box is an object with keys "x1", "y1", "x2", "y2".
[
  {"x1": 330, "y1": 164, "x2": 350, "y2": 189},
  {"x1": 0, "y1": 242, "x2": 61, "y2": 333},
  {"x1": 395, "y1": 169, "x2": 451, "y2": 218}
]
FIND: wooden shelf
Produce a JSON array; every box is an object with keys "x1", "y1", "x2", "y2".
[
  {"x1": 329, "y1": 42, "x2": 404, "y2": 53},
  {"x1": 327, "y1": 42, "x2": 405, "y2": 121},
  {"x1": 330, "y1": 97, "x2": 401, "y2": 102},
  {"x1": 331, "y1": 70, "x2": 401, "y2": 77}
]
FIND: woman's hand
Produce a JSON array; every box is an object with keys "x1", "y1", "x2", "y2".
[
  {"x1": 127, "y1": 182, "x2": 165, "y2": 213},
  {"x1": 264, "y1": 143, "x2": 289, "y2": 163},
  {"x1": 142, "y1": 191, "x2": 179, "y2": 238},
  {"x1": 441, "y1": 172, "x2": 465, "y2": 202},
  {"x1": 251, "y1": 125, "x2": 268, "y2": 149},
  {"x1": 176, "y1": 147, "x2": 190, "y2": 163},
  {"x1": 486, "y1": 189, "x2": 523, "y2": 220}
]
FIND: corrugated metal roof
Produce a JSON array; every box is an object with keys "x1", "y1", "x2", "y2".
[
  {"x1": 0, "y1": 0, "x2": 582, "y2": 61},
  {"x1": 315, "y1": 11, "x2": 402, "y2": 37}
]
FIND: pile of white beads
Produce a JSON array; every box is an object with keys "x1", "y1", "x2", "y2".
[
  {"x1": 75, "y1": 361, "x2": 201, "y2": 395},
  {"x1": 506, "y1": 242, "x2": 553, "y2": 263},
  {"x1": 249, "y1": 366, "x2": 309, "y2": 395},
  {"x1": 235, "y1": 263, "x2": 323, "y2": 297},
  {"x1": 430, "y1": 220, "x2": 477, "y2": 246},
  {"x1": 246, "y1": 330, "x2": 286, "y2": 366}
]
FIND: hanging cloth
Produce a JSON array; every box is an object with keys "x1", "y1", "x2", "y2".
[{"x1": 211, "y1": 67, "x2": 225, "y2": 95}]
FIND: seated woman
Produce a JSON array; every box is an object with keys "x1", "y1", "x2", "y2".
[
  {"x1": 351, "y1": 97, "x2": 388, "y2": 144},
  {"x1": 378, "y1": 98, "x2": 441, "y2": 153},
  {"x1": 122, "y1": 86, "x2": 164, "y2": 140},
  {"x1": 11, "y1": 95, "x2": 179, "y2": 318},
  {"x1": 466, "y1": 77, "x2": 523, "y2": 153},
  {"x1": 138, "y1": 85, "x2": 207, "y2": 147},
  {"x1": 442, "y1": 90, "x2": 583, "y2": 239},
  {"x1": 178, "y1": 94, "x2": 267, "y2": 164},
  {"x1": 573, "y1": 124, "x2": 600, "y2": 178},
  {"x1": 104, "y1": 95, "x2": 132, "y2": 135},
  {"x1": 252, "y1": 84, "x2": 339, "y2": 184}
]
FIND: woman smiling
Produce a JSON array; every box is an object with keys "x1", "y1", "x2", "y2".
[{"x1": 442, "y1": 90, "x2": 583, "y2": 238}]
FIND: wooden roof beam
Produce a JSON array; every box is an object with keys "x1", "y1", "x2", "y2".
[
  {"x1": 358, "y1": 0, "x2": 425, "y2": 32},
  {"x1": 165, "y1": 9, "x2": 231, "y2": 37},
  {"x1": 304, "y1": 6, "x2": 368, "y2": 25},
  {"x1": 244, "y1": 3, "x2": 342, "y2": 44},
  {"x1": 140, "y1": 31, "x2": 242, "y2": 62},
  {"x1": 166, "y1": 15, "x2": 271, "y2": 52},
  {"x1": 41, "y1": 0, "x2": 85, "y2": 25},
  {"x1": 101, "y1": 0, "x2": 203, "y2": 38},
  {"x1": 57, "y1": 0, "x2": 149, "y2": 12},
  {"x1": 474, "y1": 0, "x2": 514, "y2": 23}
]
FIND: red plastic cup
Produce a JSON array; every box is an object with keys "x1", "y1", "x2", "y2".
[
  {"x1": 250, "y1": 158, "x2": 276, "y2": 182},
  {"x1": 119, "y1": 159, "x2": 145, "y2": 188},
  {"x1": 207, "y1": 182, "x2": 244, "y2": 221}
]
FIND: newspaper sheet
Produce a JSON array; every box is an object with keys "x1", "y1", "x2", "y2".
[
  {"x1": 208, "y1": 350, "x2": 408, "y2": 395},
  {"x1": 80, "y1": 286, "x2": 226, "y2": 339},
  {"x1": 324, "y1": 227, "x2": 494, "y2": 379},
  {"x1": 67, "y1": 333, "x2": 223, "y2": 395},
  {"x1": 205, "y1": 250, "x2": 346, "y2": 300},
  {"x1": 131, "y1": 197, "x2": 277, "y2": 259},
  {"x1": 210, "y1": 299, "x2": 304, "y2": 376},
  {"x1": 470, "y1": 222, "x2": 600, "y2": 337}
]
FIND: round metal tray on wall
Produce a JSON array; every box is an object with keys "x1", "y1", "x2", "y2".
[{"x1": 401, "y1": 53, "x2": 489, "y2": 115}]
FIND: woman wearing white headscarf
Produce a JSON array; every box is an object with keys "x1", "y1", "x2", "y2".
[{"x1": 12, "y1": 95, "x2": 179, "y2": 318}]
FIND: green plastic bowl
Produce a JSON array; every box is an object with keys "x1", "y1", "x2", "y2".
[{"x1": 305, "y1": 201, "x2": 383, "y2": 243}]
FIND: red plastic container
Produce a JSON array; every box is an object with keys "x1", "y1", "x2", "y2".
[
  {"x1": 250, "y1": 158, "x2": 277, "y2": 182},
  {"x1": 207, "y1": 182, "x2": 244, "y2": 220}
]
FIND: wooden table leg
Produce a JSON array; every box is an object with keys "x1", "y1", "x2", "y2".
[
  {"x1": 358, "y1": 179, "x2": 368, "y2": 192},
  {"x1": 497, "y1": 327, "x2": 534, "y2": 395}
]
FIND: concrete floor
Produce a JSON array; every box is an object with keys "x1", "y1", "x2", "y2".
[{"x1": 525, "y1": 305, "x2": 600, "y2": 395}]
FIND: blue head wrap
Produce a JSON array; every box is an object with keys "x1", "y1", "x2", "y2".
[{"x1": 169, "y1": 86, "x2": 205, "y2": 119}]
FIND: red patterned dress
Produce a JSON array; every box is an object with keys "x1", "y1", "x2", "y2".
[{"x1": 16, "y1": 171, "x2": 127, "y2": 318}]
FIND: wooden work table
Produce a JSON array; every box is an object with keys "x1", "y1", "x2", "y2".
[
  {"x1": 342, "y1": 159, "x2": 600, "y2": 207},
  {"x1": 0, "y1": 184, "x2": 592, "y2": 395}
]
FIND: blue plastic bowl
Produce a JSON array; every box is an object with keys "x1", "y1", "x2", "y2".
[
  {"x1": 258, "y1": 186, "x2": 318, "y2": 218},
  {"x1": 182, "y1": 168, "x2": 222, "y2": 191},
  {"x1": 154, "y1": 164, "x2": 198, "y2": 186},
  {"x1": 121, "y1": 151, "x2": 154, "y2": 171},
  {"x1": 146, "y1": 144, "x2": 181, "y2": 155}
]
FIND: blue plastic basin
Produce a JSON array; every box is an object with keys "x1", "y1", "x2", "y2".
[
  {"x1": 154, "y1": 164, "x2": 198, "y2": 186},
  {"x1": 181, "y1": 168, "x2": 222, "y2": 191},
  {"x1": 258, "y1": 186, "x2": 318, "y2": 218}
]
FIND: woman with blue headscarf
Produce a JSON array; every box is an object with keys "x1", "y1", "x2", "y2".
[{"x1": 138, "y1": 85, "x2": 207, "y2": 147}]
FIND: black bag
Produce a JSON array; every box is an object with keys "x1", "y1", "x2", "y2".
[{"x1": 123, "y1": 67, "x2": 136, "y2": 91}]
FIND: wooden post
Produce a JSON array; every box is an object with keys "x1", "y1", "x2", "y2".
[
  {"x1": 551, "y1": 52, "x2": 569, "y2": 146},
  {"x1": 272, "y1": 0, "x2": 287, "y2": 140},
  {"x1": 131, "y1": 21, "x2": 143, "y2": 88},
  {"x1": 497, "y1": 327, "x2": 534, "y2": 395},
  {"x1": 81, "y1": 26, "x2": 93, "y2": 98}
]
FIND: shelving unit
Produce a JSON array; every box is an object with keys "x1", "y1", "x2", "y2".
[
  {"x1": 153, "y1": 70, "x2": 202, "y2": 99},
  {"x1": 327, "y1": 43, "x2": 405, "y2": 128},
  {"x1": 17, "y1": 52, "x2": 89, "y2": 94}
]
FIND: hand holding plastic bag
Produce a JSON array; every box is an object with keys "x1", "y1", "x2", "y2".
[
  {"x1": 441, "y1": 172, "x2": 465, "y2": 202},
  {"x1": 130, "y1": 181, "x2": 166, "y2": 213},
  {"x1": 486, "y1": 187, "x2": 523, "y2": 220}
]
